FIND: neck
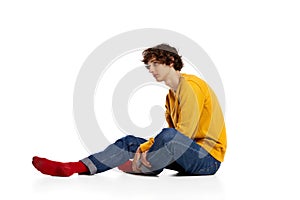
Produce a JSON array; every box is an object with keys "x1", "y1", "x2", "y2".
[{"x1": 165, "y1": 69, "x2": 181, "y2": 91}]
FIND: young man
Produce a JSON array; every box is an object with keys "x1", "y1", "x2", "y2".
[{"x1": 32, "y1": 43, "x2": 227, "y2": 176}]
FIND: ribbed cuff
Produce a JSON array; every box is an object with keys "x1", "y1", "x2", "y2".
[{"x1": 80, "y1": 157, "x2": 98, "y2": 175}]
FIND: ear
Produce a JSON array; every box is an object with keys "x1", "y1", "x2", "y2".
[{"x1": 169, "y1": 56, "x2": 175, "y2": 67}]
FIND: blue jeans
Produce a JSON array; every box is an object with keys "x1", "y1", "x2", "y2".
[{"x1": 81, "y1": 128, "x2": 221, "y2": 175}]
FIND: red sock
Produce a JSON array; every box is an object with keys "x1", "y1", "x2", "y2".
[
  {"x1": 32, "y1": 156, "x2": 88, "y2": 177},
  {"x1": 117, "y1": 160, "x2": 134, "y2": 173}
]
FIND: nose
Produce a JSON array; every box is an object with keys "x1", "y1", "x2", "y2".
[{"x1": 148, "y1": 65, "x2": 155, "y2": 73}]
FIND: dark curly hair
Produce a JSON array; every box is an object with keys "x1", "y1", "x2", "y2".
[{"x1": 142, "y1": 43, "x2": 184, "y2": 71}]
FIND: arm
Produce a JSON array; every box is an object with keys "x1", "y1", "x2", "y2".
[{"x1": 175, "y1": 82, "x2": 203, "y2": 138}]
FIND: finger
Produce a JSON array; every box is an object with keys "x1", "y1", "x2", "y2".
[
  {"x1": 134, "y1": 152, "x2": 141, "y2": 161},
  {"x1": 141, "y1": 152, "x2": 151, "y2": 168},
  {"x1": 132, "y1": 165, "x2": 141, "y2": 173},
  {"x1": 132, "y1": 153, "x2": 141, "y2": 172},
  {"x1": 132, "y1": 159, "x2": 142, "y2": 173}
]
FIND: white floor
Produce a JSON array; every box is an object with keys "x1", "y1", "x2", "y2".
[
  {"x1": 29, "y1": 157, "x2": 299, "y2": 200},
  {"x1": 26, "y1": 145, "x2": 300, "y2": 200},
  {"x1": 26, "y1": 124, "x2": 300, "y2": 200},
  {"x1": 32, "y1": 169, "x2": 225, "y2": 200}
]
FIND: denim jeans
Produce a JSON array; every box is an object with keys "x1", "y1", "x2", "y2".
[{"x1": 81, "y1": 128, "x2": 221, "y2": 175}]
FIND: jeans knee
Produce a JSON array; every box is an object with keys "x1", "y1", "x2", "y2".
[
  {"x1": 122, "y1": 135, "x2": 136, "y2": 142},
  {"x1": 155, "y1": 128, "x2": 177, "y2": 144},
  {"x1": 114, "y1": 135, "x2": 136, "y2": 151}
]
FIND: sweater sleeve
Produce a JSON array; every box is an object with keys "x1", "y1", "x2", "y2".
[
  {"x1": 175, "y1": 82, "x2": 202, "y2": 138},
  {"x1": 139, "y1": 138, "x2": 154, "y2": 152}
]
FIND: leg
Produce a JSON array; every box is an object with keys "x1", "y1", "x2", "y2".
[
  {"x1": 81, "y1": 135, "x2": 146, "y2": 175},
  {"x1": 32, "y1": 135, "x2": 146, "y2": 176},
  {"x1": 140, "y1": 128, "x2": 221, "y2": 175}
]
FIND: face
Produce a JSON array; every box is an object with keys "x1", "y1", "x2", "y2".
[{"x1": 145, "y1": 59, "x2": 172, "y2": 82}]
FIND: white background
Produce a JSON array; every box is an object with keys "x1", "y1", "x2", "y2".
[{"x1": 1, "y1": 0, "x2": 300, "y2": 199}]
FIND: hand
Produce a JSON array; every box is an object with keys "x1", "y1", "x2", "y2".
[{"x1": 132, "y1": 148, "x2": 152, "y2": 173}]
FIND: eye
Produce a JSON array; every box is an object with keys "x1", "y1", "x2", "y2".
[{"x1": 145, "y1": 65, "x2": 150, "y2": 70}]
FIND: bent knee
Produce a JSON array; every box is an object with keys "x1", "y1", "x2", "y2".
[
  {"x1": 155, "y1": 128, "x2": 178, "y2": 143},
  {"x1": 115, "y1": 135, "x2": 137, "y2": 146}
]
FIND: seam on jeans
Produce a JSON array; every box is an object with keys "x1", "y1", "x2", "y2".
[
  {"x1": 96, "y1": 149, "x2": 126, "y2": 166},
  {"x1": 168, "y1": 140, "x2": 202, "y2": 160}
]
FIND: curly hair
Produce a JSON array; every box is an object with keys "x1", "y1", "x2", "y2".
[{"x1": 142, "y1": 43, "x2": 184, "y2": 71}]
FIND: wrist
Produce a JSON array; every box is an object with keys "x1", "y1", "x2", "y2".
[{"x1": 136, "y1": 147, "x2": 142, "y2": 153}]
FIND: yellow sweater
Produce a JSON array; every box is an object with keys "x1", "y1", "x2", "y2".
[{"x1": 139, "y1": 73, "x2": 227, "y2": 162}]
